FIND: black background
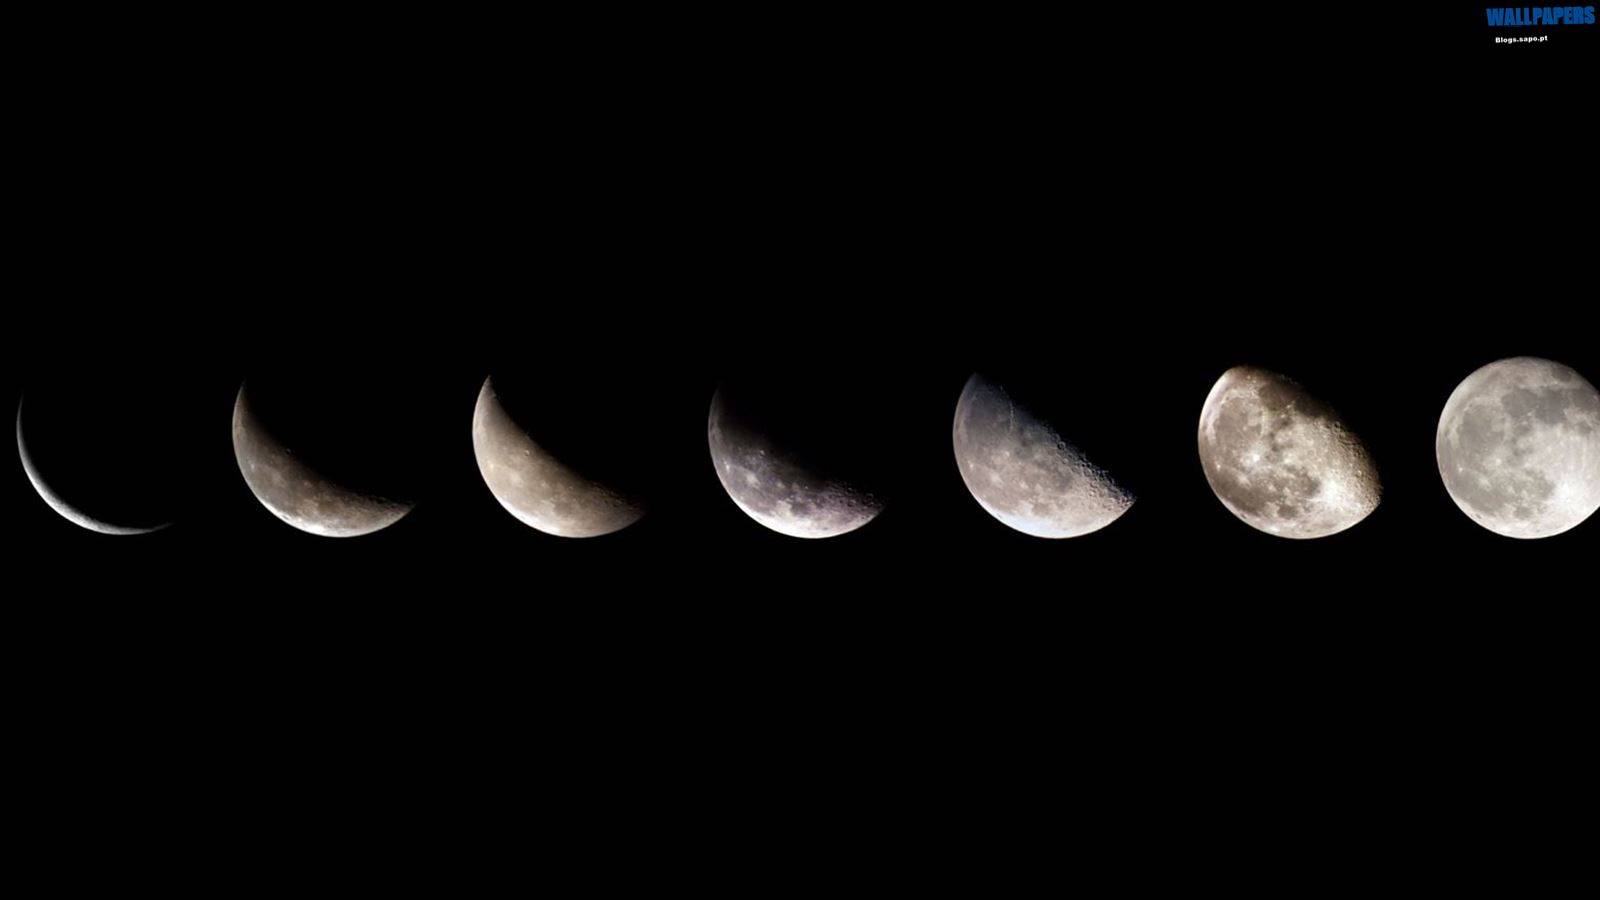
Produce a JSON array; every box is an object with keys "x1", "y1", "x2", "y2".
[{"x1": 6, "y1": 7, "x2": 1594, "y2": 862}]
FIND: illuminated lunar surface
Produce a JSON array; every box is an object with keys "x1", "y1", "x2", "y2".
[
  {"x1": 1436, "y1": 357, "x2": 1600, "y2": 539},
  {"x1": 1198, "y1": 366, "x2": 1380, "y2": 539},
  {"x1": 16, "y1": 398, "x2": 171, "y2": 536},
  {"x1": 951, "y1": 373, "x2": 1133, "y2": 538},
  {"x1": 231, "y1": 384, "x2": 413, "y2": 537},
  {"x1": 471, "y1": 377, "x2": 645, "y2": 537},
  {"x1": 707, "y1": 386, "x2": 884, "y2": 539}
]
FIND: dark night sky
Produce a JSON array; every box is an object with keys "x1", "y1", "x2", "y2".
[{"x1": 5, "y1": 10, "x2": 1593, "y2": 850}]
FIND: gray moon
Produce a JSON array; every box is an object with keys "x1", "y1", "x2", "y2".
[
  {"x1": 1198, "y1": 366, "x2": 1381, "y2": 539},
  {"x1": 951, "y1": 373, "x2": 1133, "y2": 538},
  {"x1": 1436, "y1": 357, "x2": 1600, "y2": 539},
  {"x1": 16, "y1": 398, "x2": 171, "y2": 536},
  {"x1": 707, "y1": 387, "x2": 884, "y2": 539},
  {"x1": 471, "y1": 377, "x2": 646, "y2": 537},
  {"x1": 231, "y1": 384, "x2": 413, "y2": 537}
]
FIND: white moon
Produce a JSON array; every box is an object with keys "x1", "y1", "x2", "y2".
[
  {"x1": 1198, "y1": 366, "x2": 1381, "y2": 539},
  {"x1": 231, "y1": 384, "x2": 413, "y2": 537},
  {"x1": 707, "y1": 386, "x2": 884, "y2": 539},
  {"x1": 1436, "y1": 357, "x2": 1600, "y2": 539},
  {"x1": 951, "y1": 373, "x2": 1133, "y2": 538},
  {"x1": 16, "y1": 397, "x2": 171, "y2": 536},
  {"x1": 471, "y1": 377, "x2": 646, "y2": 537}
]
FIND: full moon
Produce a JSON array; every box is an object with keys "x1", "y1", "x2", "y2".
[
  {"x1": 1436, "y1": 357, "x2": 1600, "y2": 539},
  {"x1": 471, "y1": 377, "x2": 646, "y2": 537},
  {"x1": 707, "y1": 383, "x2": 886, "y2": 539},
  {"x1": 951, "y1": 373, "x2": 1133, "y2": 537},
  {"x1": 1198, "y1": 366, "x2": 1381, "y2": 539},
  {"x1": 232, "y1": 383, "x2": 414, "y2": 537}
]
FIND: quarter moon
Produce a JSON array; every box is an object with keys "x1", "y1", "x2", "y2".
[
  {"x1": 231, "y1": 383, "x2": 413, "y2": 537},
  {"x1": 471, "y1": 377, "x2": 646, "y2": 537},
  {"x1": 1436, "y1": 357, "x2": 1600, "y2": 539},
  {"x1": 707, "y1": 385, "x2": 885, "y2": 539},
  {"x1": 1197, "y1": 366, "x2": 1380, "y2": 539},
  {"x1": 16, "y1": 397, "x2": 171, "y2": 535},
  {"x1": 951, "y1": 373, "x2": 1133, "y2": 537}
]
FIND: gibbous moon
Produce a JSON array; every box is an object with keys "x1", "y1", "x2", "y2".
[
  {"x1": 471, "y1": 377, "x2": 646, "y2": 537},
  {"x1": 707, "y1": 383, "x2": 886, "y2": 539},
  {"x1": 231, "y1": 383, "x2": 413, "y2": 537},
  {"x1": 1198, "y1": 366, "x2": 1380, "y2": 539},
  {"x1": 1436, "y1": 357, "x2": 1600, "y2": 539},
  {"x1": 951, "y1": 373, "x2": 1133, "y2": 537},
  {"x1": 16, "y1": 398, "x2": 171, "y2": 535}
]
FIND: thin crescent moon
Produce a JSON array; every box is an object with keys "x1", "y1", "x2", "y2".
[
  {"x1": 15, "y1": 398, "x2": 171, "y2": 536},
  {"x1": 232, "y1": 384, "x2": 414, "y2": 537}
]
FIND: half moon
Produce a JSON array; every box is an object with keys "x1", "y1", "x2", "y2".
[
  {"x1": 471, "y1": 377, "x2": 646, "y2": 537},
  {"x1": 231, "y1": 384, "x2": 414, "y2": 537},
  {"x1": 952, "y1": 373, "x2": 1134, "y2": 538},
  {"x1": 706, "y1": 386, "x2": 885, "y2": 539},
  {"x1": 16, "y1": 397, "x2": 171, "y2": 536}
]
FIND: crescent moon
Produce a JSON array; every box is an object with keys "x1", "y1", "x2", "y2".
[
  {"x1": 15, "y1": 397, "x2": 171, "y2": 535},
  {"x1": 231, "y1": 383, "x2": 413, "y2": 537},
  {"x1": 471, "y1": 377, "x2": 646, "y2": 537}
]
